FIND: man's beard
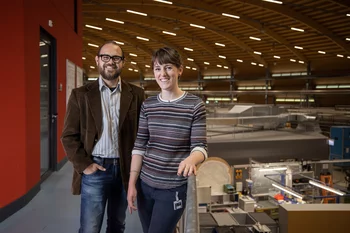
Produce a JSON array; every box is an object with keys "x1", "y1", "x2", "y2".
[{"x1": 99, "y1": 64, "x2": 122, "y2": 80}]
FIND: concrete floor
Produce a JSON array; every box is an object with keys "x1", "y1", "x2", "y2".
[{"x1": 0, "y1": 162, "x2": 143, "y2": 233}]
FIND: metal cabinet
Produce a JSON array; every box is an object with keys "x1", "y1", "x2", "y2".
[{"x1": 329, "y1": 126, "x2": 350, "y2": 166}]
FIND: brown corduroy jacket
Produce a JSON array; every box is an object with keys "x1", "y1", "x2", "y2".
[{"x1": 61, "y1": 79, "x2": 145, "y2": 195}]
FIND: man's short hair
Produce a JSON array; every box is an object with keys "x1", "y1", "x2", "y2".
[{"x1": 97, "y1": 41, "x2": 124, "y2": 58}]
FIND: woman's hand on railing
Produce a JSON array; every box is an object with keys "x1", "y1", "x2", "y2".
[
  {"x1": 177, "y1": 157, "x2": 197, "y2": 177},
  {"x1": 178, "y1": 151, "x2": 206, "y2": 177},
  {"x1": 127, "y1": 184, "x2": 138, "y2": 214}
]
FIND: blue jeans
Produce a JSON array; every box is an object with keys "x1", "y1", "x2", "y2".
[
  {"x1": 137, "y1": 180, "x2": 187, "y2": 233},
  {"x1": 79, "y1": 157, "x2": 127, "y2": 233}
]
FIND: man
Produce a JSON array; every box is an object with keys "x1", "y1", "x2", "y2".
[{"x1": 61, "y1": 41, "x2": 145, "y2": 233}]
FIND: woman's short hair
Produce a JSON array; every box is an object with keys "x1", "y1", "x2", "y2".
[{"x1": 151, "y1": 47, "x2": 183, "y2": 70}]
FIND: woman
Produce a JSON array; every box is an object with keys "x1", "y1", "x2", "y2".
[{"x1": 127, "y1": 47, "x2": 208, "y2": 233}]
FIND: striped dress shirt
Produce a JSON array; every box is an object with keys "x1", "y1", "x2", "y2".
[{"x1": 92, "y1": 77, "x2": 121, "y2": 158}]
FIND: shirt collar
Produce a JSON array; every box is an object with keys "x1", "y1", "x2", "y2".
[{"x1": 98, "y1": 76, "x2": 122, "y2": 92}]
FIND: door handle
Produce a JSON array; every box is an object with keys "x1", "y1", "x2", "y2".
[{"x1": 51, "y1": 114, "x2": 58, "y2": 123}]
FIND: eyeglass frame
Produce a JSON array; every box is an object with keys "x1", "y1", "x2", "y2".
[{"x1": 98, "y1": 54, "x2": 124, "y2": 63}]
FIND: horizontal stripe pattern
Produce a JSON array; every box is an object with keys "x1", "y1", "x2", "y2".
[{"x1": 132, "y1": 92, "x2": 207, "y2": 189}]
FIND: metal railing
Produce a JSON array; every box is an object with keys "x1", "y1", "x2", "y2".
[{"x1": 179, "y1": 175, "x2": 199, "y2": 233}]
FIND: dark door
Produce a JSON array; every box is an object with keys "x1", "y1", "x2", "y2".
[{"x1": 40, "y1": 28, "x2": 57, "y2": 179}]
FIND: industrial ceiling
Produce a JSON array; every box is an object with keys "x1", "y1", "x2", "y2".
[{"x1": 82, "y1": 0, "x2": 350, "y2": 104}]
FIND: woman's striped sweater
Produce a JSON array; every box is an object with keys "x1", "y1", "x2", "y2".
[{"x1": 132, "y1": 92, "x2": 208, "y2": 189}]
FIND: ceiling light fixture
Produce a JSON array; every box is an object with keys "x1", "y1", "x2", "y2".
[
  {"x1": 291, "y1": 27, "x2": 304, "y2": 32},
  {"x1": 106, "y1": 18, "x2": 124, "y2": 24},
  {"x1": 274, "y1": 55, "x2": 281, "y2": 59},
  {"x1": 128, "y1": 68, "x2": 133, "y2": 71},
  {"x1": 129, "y1": 53, "x2": 137, "y2": 57},
  {"x1": 131, "y1": 61, "x2": 137, "y2": 65},
  {"x1": 134, "y1": 69, "x2": 138, "y2": 72},
  {"x1": 187, "y1": 58, "x2": 194, "y2": 61},
  {"x1": 186, "y1": 66, "x2": 191, "y2": 69},
  {"x1": 259, "y1": 64, "x2": 264, "y2": 67},
  {"x1": 204, "y1": 62, "x2": 210, "y2": 65},
  {"x1": 347, "y1": 14, "x2": 350, "y2": 17},
  {"x1": 318, "y1": 51, "x2": 326, "y2": 54},
  {"x1": 215, "y1": 42, "x2": 225, "y2": 47},
  {"x1": 309, "y1": 180, "x2": 345, "y2": 196},
  {"x1": 154, "y1": 0, "x2": 173, "y2": 4},
  {"x1": 237, "y1": 59, "x2": 243, "y2": 63},
  {"x1": 219, "y1": 55, "x2": 226, "y2": 59},
  {"x1": 82, "y1": 57, "x2": 86, "y2": 60},
  {"x1": 88, "y1": 43, "x2": 99, "y2": 48},
  {"x1": 299, "y1": 61, "x2": 305, "y2": 64},
  {"x1": 251, "y1": 62, "x2": 257, "y2": 65},
  {"x1": 263, "y1": 0, "x2": 283, "y2": 4},
  {"x1": 127, "y1": 10, "x2": 147, "y2": 16},
  {"x1": 145, "y1": 65, "x2": 150, "y2": 68},
  {"x1": 290, "y1": 59, "x2": 296, "y2": 62},
  {"x1": 192, "y1": 67, "x2": 197, "y2": 70},
  {"x1": 162, "y1": 31, "x2": 176, "y2": 36},
  {"x1": 85, "y1": 25, "x2": 102, "y2": 30},
  {"x1": 254, "y1": 51, "x2": 262, "y2": 55},
  {"x1": 113, "y1": 40, "x2": 124, "y2": 45},
  {"x1": 272, "y1": 183, "x2": 303, "y2": 199},
  {"x1": 90, "y1": 66, "x2": 95, "y2": 69},
  {"x1": 136, "y1": 36, "x2": 149, "y2": 41},
  {"x1": 190, "y1": 23, "x2": 205, "y2": 29},
  {"x1": 294, "y1": 46, "x2": 303, "y2": 50},
  {"x1": 337, "y1": 54, "x2": 344, "y2": 58},
  {"x1": 249, "y1": 36, "x2": 261, "y2": 41},
  {"x1": 222, "y1": 13, "x2": 240, "y2": 19},
  {"x1": 223, "y1": 66, "x2": 229, "y2": 69},
  {"x1": 346, "y1": 38, "x2": 350, "y2": 41},
  {"x1": 217, "y1": 65, "x2": 222, "y2": 67},
  {"x1": 184, "y1": 47, "x2": 193, "y2": 51}
]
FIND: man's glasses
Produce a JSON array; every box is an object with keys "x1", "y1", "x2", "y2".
[{"x1": 98, "y1": 54, "x2": 124, "y2": 63}]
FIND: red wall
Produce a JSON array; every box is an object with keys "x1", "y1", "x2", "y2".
[
  {"x1": 0, "y1": 0, "x2": 27, "y2": 208},
  {"x1": 0, "y1": 0, "x2": 82, "y2": 208}
]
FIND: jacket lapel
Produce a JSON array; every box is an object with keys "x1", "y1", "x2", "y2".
[
  {"x1": 119, "y1": 80, "x2": 133, "y2": 129},
  {"x1": 86, "y1": 80, "x2": 103, "y2": 137}
]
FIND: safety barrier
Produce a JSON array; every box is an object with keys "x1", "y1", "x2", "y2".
[{"x1": 178, "y1": 175, "x2": 199, "y2": 233}]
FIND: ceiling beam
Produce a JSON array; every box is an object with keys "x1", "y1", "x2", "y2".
[
  {"x1": 238, "y1": 0, "x2": 350, "y2": 54},
  {"x1": 170, "y1": 0, "x2": 307, "y2": 61},
  {"x1": 84, "y1": 28, "x2": 153, "y2": 56},
  {"x1": 84, "y1": 19, "x2": 202, "y2": 69},
  {"x1": 124, "y1": 5, "x2": 268, "y2": 65},
  {"x1": 85, "y1": 0, "x2": 307, "y2": 61},
  {"x1": 328, "y1": 0, "x2": 350, "y2": 8},
  {"x1": 84, "y1": 13, "x2": 232, "y2": 68},
  {"x1": 82, "y1": 48, "x2": 97, "y2": 59},
  {"x1": 83, "y1": 4, "x2": 268, "y2": 65}
]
